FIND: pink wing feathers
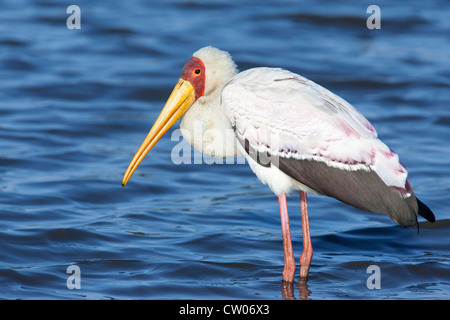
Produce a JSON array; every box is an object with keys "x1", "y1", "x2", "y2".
[{"x1": 222, "y1": 68, "x2": 410, "y2": 196}]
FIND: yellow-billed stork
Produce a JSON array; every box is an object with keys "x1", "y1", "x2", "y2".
[{"x1": 122, "y1": 46, "x2": 435, "y2": 282}]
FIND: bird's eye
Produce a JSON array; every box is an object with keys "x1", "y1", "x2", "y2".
[{"x1": 194, "y1": 68, "x2": 201, "y2": 75}]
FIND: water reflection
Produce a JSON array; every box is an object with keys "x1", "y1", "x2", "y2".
[{"x1": 281, "y1": 280, "x2": 311, "y2": 300}]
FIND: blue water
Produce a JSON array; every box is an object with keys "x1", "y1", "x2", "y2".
[{"x1": 0, "y1": 0, "x2": 449, "y2": 300}]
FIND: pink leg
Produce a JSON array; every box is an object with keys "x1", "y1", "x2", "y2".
[
  {"x1": 299, "y1": 191, "x2": 313, "y2": 280},
  {"x1": 278, "y1": 194, "x2": 295, "y2": 282}
]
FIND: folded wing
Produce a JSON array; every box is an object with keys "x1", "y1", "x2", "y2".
[{"x1": 222, "y1": 67, "x2": 429, "y2": 226}]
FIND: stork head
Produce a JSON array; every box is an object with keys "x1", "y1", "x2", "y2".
[
  {"x1": 122, "y1": 46, "x2": 237, "y2": 186},
  {"x1": 192, "y1": 46, "x2": 237, "y2": 104}
]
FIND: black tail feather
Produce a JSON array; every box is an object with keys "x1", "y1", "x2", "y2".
[{"x1": 417, "y1": 198, "x2": 435, "y2": 223}]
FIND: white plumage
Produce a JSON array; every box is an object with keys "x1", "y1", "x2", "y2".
[{"x1": 222, "y1": 67, "x2": 408, "y2": 196}]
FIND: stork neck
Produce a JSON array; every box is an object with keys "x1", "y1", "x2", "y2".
[{"x1": 180, "y1": 95, "x2": 239, "y2": 159}]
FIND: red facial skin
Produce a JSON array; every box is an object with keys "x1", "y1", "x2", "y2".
[{"x1": 180, "y1": 57, "x2": 205, "y2": 100}]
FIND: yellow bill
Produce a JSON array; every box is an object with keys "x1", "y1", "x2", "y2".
[{"x1": 122, "y1": 79, "x2": 196, "y2": 187}]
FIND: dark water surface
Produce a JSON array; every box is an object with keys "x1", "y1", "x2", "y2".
[{"x1": 0, "y1": 0, "x2": 449, "y2": 299}]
